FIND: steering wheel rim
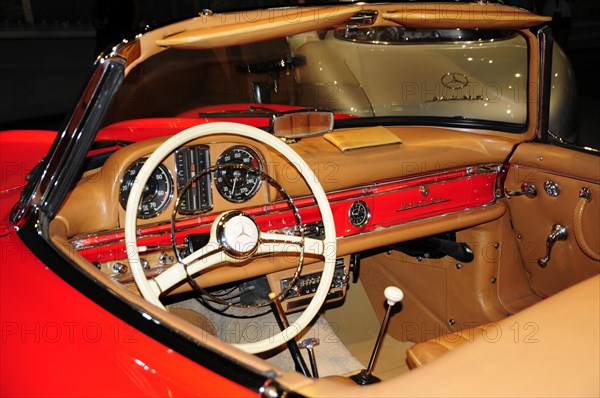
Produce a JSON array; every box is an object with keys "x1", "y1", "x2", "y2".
[{"x1": 124, "y1": 122, "x2": 337, "y2": 354}]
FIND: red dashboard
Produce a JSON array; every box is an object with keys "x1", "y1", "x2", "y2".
[{"x1": 74, "y1": 164, "x2": 501, "y2": 264}]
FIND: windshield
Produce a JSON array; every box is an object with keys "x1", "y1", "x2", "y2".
[{"x1": 104, "y1": 26, "x2": 528, "y2": 130}]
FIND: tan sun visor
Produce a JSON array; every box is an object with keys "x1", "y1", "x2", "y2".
[
  {"x1": 381, "y1": 3, "x2": 550, "y2": 29},
  {"x1": 156, "y1": 6, "x2": 362, "y2": 49}
]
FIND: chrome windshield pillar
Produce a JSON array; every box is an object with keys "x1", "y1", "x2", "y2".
[{"x1": 10, "y1": 56, "x2": 126, "y2": 227}]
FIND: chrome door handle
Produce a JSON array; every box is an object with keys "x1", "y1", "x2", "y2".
[
  {"x1": 538, "y1": 224, "x2": 568, "y2": 268},
  {"x1": 505, "y1": 182, "x2": 537, "y2": 198}
]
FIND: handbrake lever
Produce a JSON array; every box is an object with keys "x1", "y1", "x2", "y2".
[{"x1": 269, "y1": 293, "x2": 312, "y2": 377}]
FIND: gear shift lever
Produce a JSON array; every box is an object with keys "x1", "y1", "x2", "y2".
[{"x1": 350, "y1": 286, "x2": 404, "y2": 385}]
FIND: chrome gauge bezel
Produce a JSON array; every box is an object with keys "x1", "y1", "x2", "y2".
[
  {"x1": 174, "y1": 145, "x2": 213, "y2": 214},
  {"x1": 348, "y1": 200, "x2": 371, "y2": 228},
  {"x1": 119, "y1": 159, "x2": 174, "y2": 219},
  {"x1": 214, "y1": 145, "x2": 264, "y2": 203}
]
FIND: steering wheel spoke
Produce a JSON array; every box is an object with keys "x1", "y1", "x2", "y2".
[
  {"x1": 153, "y1": 243, "x2": 228, "y2": 293},
  {"x1": 258, "y1": 232, "x2": 324, "y2": 257}
]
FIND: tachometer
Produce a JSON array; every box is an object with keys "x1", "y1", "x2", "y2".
[
  {"x1": 215, "y1": 146, "x2": 262, "y2": 202},
  {"x1": 119, "y1": 160, "x2": 174, "y2": 219}
]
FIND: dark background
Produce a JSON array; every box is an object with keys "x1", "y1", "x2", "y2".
[{"x1": 1, "y1": 0, "x2": 598, "y2": 147}]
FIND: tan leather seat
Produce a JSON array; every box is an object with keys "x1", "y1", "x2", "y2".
[{"x1": 406, "y1": 324, "x2": 493, "y2": 369}]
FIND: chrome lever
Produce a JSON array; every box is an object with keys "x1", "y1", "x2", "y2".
[
  {"x1": 505, "y1": 182, "x2": 537, "y2": 198},
  {"x1": 538, "y1": 224, "x2": 568, "y2": 268},
  {"x1": 350, "y1": 286, "x2": 403, "y2": 385},
  {"x1": 298, "y1": 338, "x2": 320, "y2": 378}
]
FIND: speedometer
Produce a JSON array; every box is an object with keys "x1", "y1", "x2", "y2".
[
  {"x1": 119, "y1": 160, "x2": 174, "y2": 219},
  {"x1": 215, "y1": 146, "x2": 263, "y2": 202}
]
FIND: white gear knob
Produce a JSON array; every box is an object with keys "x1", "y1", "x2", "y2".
[{"x1": 384, "y1": 286, "x2": 404, "y2": 306}]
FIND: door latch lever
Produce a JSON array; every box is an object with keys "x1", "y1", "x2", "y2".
[
  {"x1": 505, "y1": 182, "x2": 537, "y2": 199},
  {"x1": 538, "y1": 224, "x2": 568, "y2": 268}
]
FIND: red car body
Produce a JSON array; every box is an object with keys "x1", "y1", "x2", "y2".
[
  {"x1": 0, "y1": 104, "x2": 351, "y2": 396},
  {"x1": 0, "y1": 121, "x2": 265, "y2": 397},
  {"x1": 1, "y1": 2, "x2": 598, "y2": 397}
]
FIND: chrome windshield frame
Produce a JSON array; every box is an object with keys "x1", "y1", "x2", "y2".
[
  {"x1": 536, "y1": 25, "x2": 553, "y2": 142},
  {"x1": 10, "y1": 55, "x2": 127, "y2": 227}
]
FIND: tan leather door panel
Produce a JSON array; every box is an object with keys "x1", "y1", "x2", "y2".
[{"x1": 506, "y1": 143, "x2": 600, "y2": 296}]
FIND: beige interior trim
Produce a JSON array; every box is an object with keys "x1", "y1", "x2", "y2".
[
  {"x1": 522, "y1": 29, "x2": 542, "y2": 141},
  {"x1": 155, "y1": 6, "x2": 362, "y2": 49},
  {"x1": 573, "y1": 196, "x2": 600, "y2": 261},
  {"x1": 506, "y1": 142, "x2": 600, "y2": 297},
  {"x1": 405, "y1": 324, "x2": 491, "y2": 369},
  {"x1": 509, "y1": 142, "x2": 600, "y2": 183},
  {"x1": 291, "y1": 274, "x2": 600, "y2": 397},
  {"x1": 156, "y1": 3, "x2": 551, "y2": 51},
  {"x1": 324, "y1": 126, "x2": 402, "y2": 152},
  {"x1": 359, "y1": 212, "x2": 518, "y2": 346},
  {"x1": 382, "y1": 4, "x2": 550, "y2": 29}
]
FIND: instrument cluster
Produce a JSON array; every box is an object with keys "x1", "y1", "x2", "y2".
[{"x1": 119, "y1": 144, "x2": 264, "y2": 219}]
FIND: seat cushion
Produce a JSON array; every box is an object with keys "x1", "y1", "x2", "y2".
[{"x1": 406, "y1": 324, "x2": 491, "y2": 369}]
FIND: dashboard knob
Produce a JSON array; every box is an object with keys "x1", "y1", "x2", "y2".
[
  {"x1": 384, "y1": 286, "x2": 404, "y2": 306},
  {"x1": 112, "y1": 262, "x2": 128, "y2": 275}
]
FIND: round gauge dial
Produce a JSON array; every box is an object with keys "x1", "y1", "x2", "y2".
[
  {"x1": 119, "y1": 160, "x2": 174, "y2": 219},
  {"x1": 348, "y1": 200, "x2": 370, "y2": 228},
  {"x1": 215, "y1": 146, "x2": 263, "y2": 202}
]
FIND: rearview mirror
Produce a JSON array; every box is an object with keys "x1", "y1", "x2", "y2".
[{"x1": 271, "y1": 110, "x2": 334, "y2": 140}]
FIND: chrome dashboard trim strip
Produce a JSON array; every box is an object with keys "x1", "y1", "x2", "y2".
[
  {"x1": 335, "y1": 201, "x2": 501, "y2": 243},
  {"x1": 72, "y1": 164, "x2": 502, "y2": 252}
]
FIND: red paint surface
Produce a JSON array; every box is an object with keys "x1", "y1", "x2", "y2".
[
  {"x1": 0, "y1": 130, "x2": 58, "y2": 234},
  {"x1": 0, "y1": 231, "x2": 256, "y2": 397},
  {"x1": 76, "y1": 169, "x2": 499, "y2": 263},
  {"x1": 0, "y1": 130, "x2": 56, "y2": 191}
]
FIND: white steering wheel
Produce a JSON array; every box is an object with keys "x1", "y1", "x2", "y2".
[{"x1": 124, "y1": 122, "x2": 336, "y2": 354}]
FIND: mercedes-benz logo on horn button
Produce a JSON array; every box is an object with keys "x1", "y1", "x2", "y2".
[{"x1": 441, "y1": 72, "x2": 469, "y2": 90}]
